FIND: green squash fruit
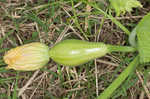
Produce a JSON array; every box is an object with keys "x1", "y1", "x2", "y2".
[
  {"x1": 49, "y1": 39, "x2": 108, "y2": 66},
  {"x1": 49, "y1": 39, "x2": 136, "y2": 66}
]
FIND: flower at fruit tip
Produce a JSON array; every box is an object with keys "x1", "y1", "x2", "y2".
[
  {"x1": 3, "y1": 42, "x2": 50, "y2": 71},
  {"x1": 110, "y1": 0, "x2": 142, "y2": 16}
]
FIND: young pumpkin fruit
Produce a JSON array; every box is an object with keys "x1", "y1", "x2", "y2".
[
  {"x1": 49, "y1": 39, "x2": 135, "y2": 66},
  {"x1": 49, "y1": 39, "x2": 108, "y2": 66}
]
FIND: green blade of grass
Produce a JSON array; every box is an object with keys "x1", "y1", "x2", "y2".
[
  {"x1": 97, "y1": 55, "x2": 139, "y2": 99},
  {"x1": 0, "y1": 48, "x2": 9, "y2": 53},
  {"x1": 25, "y1": 13, "x2": 49, "y2": 33},
  {"x1": 82, "y1": 0, "x2": 130, "y2": 35},
  {"x1": 0, "y1": 30, "x2": 14, "y2": 44},
  {"x1": 71, "y1": 0, "x2": 89, "y2": 40},
  {"x1": 0, "y1": 77, "x2": 17, "y2": 83},
  {"x1": 12, "y1": 72, "x2": 19, "y2": 99}
]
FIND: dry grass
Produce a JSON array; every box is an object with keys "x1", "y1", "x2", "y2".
[{"x1": 0, "y1": 0, "x2": 150, "y2": 99}]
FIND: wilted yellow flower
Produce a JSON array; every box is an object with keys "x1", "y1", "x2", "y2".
[{"x1": 3, "y1": 42, "x2": 50, "y2": 71}]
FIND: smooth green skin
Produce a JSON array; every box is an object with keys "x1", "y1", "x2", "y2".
[
  {"x1": 49, "y1": 39, "x2": 108, "y2": 66},
  {"x1": 49, "y1": 39, "x2": 135, "y2": 66}
]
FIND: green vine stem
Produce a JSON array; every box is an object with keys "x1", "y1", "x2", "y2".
[
  {"x1": 107, "y1": 45, "x2": 136, "y2": 53},
  {"x1": 97, "y1": 55, "x2": 139, "y2": 99}
]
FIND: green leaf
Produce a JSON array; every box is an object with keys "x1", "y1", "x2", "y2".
[
  {"x1": 136, "y1": 13, "x2": 150, "y2": 63},
  {"x1": 110, "y1": 0, "x2": 142, "y2": 16}
]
